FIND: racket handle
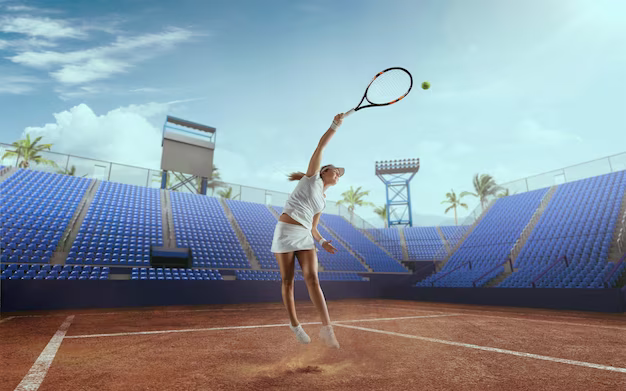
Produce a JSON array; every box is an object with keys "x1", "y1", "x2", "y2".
[{"x1": 343, "y1": 109, "x2": 355, "y2": 118}]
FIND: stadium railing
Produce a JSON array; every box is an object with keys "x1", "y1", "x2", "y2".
[
  {"x1": 531, "y1": 255, "x2": 569, "y2": 288},
  {"x1": 472, "y1": 258, "x2": 512, "y2": 287},
  {"x1": 430, "y1": 261, "x2": 472, "y2": 287},
  {"x1": 604, "y1": 253, "x2": 626, "y2": 288}
]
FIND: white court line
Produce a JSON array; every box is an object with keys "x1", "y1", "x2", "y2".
[
  {"x1": 356, "y1": 304, "x2": 626, "y2": 331},
  {"x1": 0, "y1": 316, "x2": 16, "y2": 324},
  {"x1": 334, "y1": 314, "x2": 460, "y2": 324},
  {"x1": 364, "y1": 302, "x2": 626, "y2": 322},
  {"x1": 334, "y1": 323, "x2": 626, "y2": 374},
  {"x1": 5, "y1": 304, "x2": 314, "y2": 319},
  {"x1": 14, "y1": 316, "x2": 75, "y2": 391},
  {"x1": 65, "y1": 314, "x2": 457, "y2": 339}
]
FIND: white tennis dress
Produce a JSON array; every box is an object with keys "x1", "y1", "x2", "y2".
[{"x1": 271, "y1": 174, "x2": 326, "y2": 253}]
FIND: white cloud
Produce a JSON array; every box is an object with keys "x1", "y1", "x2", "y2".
[
  {"x1": 22, "y1": 102, "x2": 173, "y2": 169},
  {"x1": 0, "y1": 74, "x2": 39, "y2": 94},
  {"x1": 516, "y1": 119, "x2": 583, "y2": 145},
  {"x1": 0, "y1": 16, "x2": 85, "y2": 39},
  {"x1": 3, "y1": 5, "x2": 61, "y2": 13},
  {"x1": 10, "y1": 28, "x2": 196, "y2": 84},
  {"x1": 129, "y1": 87, "x2": 161, "y2": 93},
  {"x1": 51, "y1": 58, "x2": 130, "y2": 84}
]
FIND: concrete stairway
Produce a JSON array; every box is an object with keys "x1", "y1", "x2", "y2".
[
  {"x1": 360, "y1": 227, "x2": 402, "y2": 261},
  {"x1": 220, "y1": 198, "x2": 261, "y2": 270},
  {"x1": 479, "y1": 186, "x2": 557, "y2": 287},
  {"x1": 54, "y1": 180, "x2": 101, "y2": 264},
  {"x1": 438, "y1": 199, "x2": 497, "y2": 271},
  {"x1": 319, "y1": 221, "x2": 373, "y2": 273},
  {"x1": 436, "y1": 226, "x2": 451, "y2": 255},
  {"x1": 267, "y1": 204, "x2": 281, "y2": 219},
  {"x1": 398, "y1": 228, "x2": 409, "y2": 262},
  {"x1": 160, "y1": 189, "x2": 176, "y2": 248},
  {"x1": 608, "y1": 192, "x2": 626, "y2": 262},
  {"x1": 509, "y1": 185, "x2": 558, "y2": 265}
]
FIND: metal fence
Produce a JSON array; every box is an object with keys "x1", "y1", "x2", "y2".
[
  {"x1": 0, "y1": 142, "x2": 377, "y2": 226},
  {"x1": 457, "y1": 152, "x2": 626, "y2": 227},
  {"x1": 3, "y1": 142, "x2": 623, "y2": 231}
]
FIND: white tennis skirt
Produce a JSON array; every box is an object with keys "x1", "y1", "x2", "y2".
[{"x1": 271, "y1": 222, "x2": 315, "y2": 253}]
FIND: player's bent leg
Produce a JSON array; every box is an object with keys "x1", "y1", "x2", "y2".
[
  {"x1": 275, "y1": 251, "x2": 310, "y2": 344},
  {"x1": 296, "y1": 249, "x2": 339, "y2": 348}
]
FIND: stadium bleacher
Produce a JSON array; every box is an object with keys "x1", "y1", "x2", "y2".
[
  {"x1": 440, "y1": 225, "x2": 469, "y2": 250},
  {"x1": 235, "y1": 269, "x2": 366, "y2": 281},
  {"x1": 417, "y1": 187, "x2": 549, "y2": 287},
  {"x1": 321, "y1": 214, "x2": 407, "y2": 272},
  {"x1": 499, "y1": 171, "x2": 626, "y2": 288},
  {"x1": 1, "y1": 264, "x2": 109, "y2": 280},
  {"x1": 67, "y1": 182, "x2": 162, "y2": 266},
  {"x1": 131, "y1": 267, "x2": 222, "y2": 280},
  {"x1": 227, "y1": 200, "x2": 292, "y2": 270},
  {"x1": 403, "y1": 227, "x2": 446, "y2": 260},
  {"x1": 171, "y1": 193, "x2": 249, "y2": 269},
  {"x1": 1, "y1": 170, "x2": 91, "y2": 265},
  {"x1": 3, "y1": 166, "x2": 625, "y2": 289},
  {"x1": 368, "y1": 228, "x2": 404, "y2": 260}
]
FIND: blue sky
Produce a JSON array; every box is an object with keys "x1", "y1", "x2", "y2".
[{"x1": 1, "y1": 0, "x2": 625, "y2": 226}]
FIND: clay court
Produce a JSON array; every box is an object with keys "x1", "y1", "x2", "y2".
[{"x1": 1, "y1": 299, "x2": 625, "y2": 390}]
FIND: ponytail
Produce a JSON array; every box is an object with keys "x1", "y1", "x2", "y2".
[{"x1": 288, "y1": 172, "x2": 306, "y2": 181}]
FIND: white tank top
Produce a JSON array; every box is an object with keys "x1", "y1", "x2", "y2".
[{"x1": 282, "y1": 174, "x2": 326, "y2": 230}]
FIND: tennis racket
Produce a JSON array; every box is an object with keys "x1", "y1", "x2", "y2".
[{"x1": 343, "y1": 67, "x2": 413, "y2": 118}]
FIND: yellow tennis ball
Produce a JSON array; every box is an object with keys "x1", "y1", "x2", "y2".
[{"x1": 421, "y1": 81, "x2": 430, "y2": 90}]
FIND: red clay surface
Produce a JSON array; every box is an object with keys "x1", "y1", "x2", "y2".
[{"x1": 1, "y1": 299, "x2": 625, "y2": 390}]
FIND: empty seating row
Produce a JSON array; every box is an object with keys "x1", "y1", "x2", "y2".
[
  {"x1": 171, "y1": 194, "x2": 250, "y2": 269},
  {"x1": 321, "y1": 214, "x2": 407, "y2": 272},
  {"x1": 1, "y1": 264, "x2": 109, "y2": 280},
  {"x1": 500, "y1": 171, "x2": 626, "y2": 288},
  {"x1": 404, "y1": 227, "x2": 446, "y2": 260},
  {"x1": 68, "y1": 182, "x2": 163, "y2": 265},
  {"x1": 418, "y1": 187, "x2": 549, "y2": 287},
  {"x1": 131, "y1": 267, "x2": 223, "y2": 280},
  {"x1": 1, "y1": 170, "x2": 91, "y2": 264},
  {"x1": 235, "y1": 269, "x2": 366, "y2": 281}
]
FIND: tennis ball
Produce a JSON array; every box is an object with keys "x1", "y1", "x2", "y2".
[{"x1": 421, "y1": 81, "x2": 430, "y2": 90}]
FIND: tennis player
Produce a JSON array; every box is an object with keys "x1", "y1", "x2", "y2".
[{"x1": 271, "y1": 114, "x2": 345, "y2": 348}]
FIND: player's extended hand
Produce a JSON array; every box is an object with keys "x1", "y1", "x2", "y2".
[
  {"x1": 333, "y1": 114, "x2": 344, "y2": 127},
  {"x1": 322, "y1": 240, "x2": 337, "y2": 254}
]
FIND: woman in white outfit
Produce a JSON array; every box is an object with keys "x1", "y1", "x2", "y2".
[{"x1": 271, "y1": 113, "x2": 345, "y2": 348}]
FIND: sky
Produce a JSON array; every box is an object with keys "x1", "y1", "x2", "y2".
[{"x1": 1, "y1": 0, "x2": 625, "y2": 227}]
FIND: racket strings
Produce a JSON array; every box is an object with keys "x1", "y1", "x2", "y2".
[{"x1": 366, "y1": 70, "x2": 412, "y2": 104}]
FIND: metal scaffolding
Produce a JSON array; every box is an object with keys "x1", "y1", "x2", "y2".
[{"x1": 375, "y1": 158, "x2": 420, "y2": 227}]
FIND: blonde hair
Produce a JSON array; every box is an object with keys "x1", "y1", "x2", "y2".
[
  {"x1": 288, "y1": 165, "x2": 332, "y2": 181},
  {"x1": 288, "y1": 172, "x2": 306, "y2": 181}
]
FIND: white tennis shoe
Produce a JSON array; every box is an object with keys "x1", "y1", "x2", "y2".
[
  {"x1": 319, "y1": 325, "x2": 340, "y2": 348},
  {"x1": 289, "y1": 324, "x2": 311, "y2": 344}
]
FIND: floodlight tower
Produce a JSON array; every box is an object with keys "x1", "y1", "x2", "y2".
[{"x1": 375, "y1": 158, "x2": 420, "y2": 227}]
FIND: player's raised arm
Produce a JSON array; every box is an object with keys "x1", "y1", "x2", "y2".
[{"x1": 305, "y1": 114, "x2": 343, "y2": 177}]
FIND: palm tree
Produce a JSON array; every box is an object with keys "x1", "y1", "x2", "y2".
[
  {"x1": 373, "y1": 205, "x2": 388, "y2": 228},
  {"x1": 461, "y1": 173, "x2": 502, "y2": 211},
  {"x1": 207, "y1": 166, "x2": 226, "y2": 196},
  {"x1": 441, "y1": 189, "x2": 468, "y2": 226},
  {"x1": 2, "y1": 135, "x2": 57, "y2": 169},
  {"x1": 57, "y1": 165, "x2": 77, "y2": 176},
  {"x1": 336, "y1": 186, "x2": 374, "y2": 224},
  {"x1": 217, "y1": 186, "x2": 239, "y2": 199},
  {"x1": 497, "y1": 188, "x2": 510, "y2": 198}
]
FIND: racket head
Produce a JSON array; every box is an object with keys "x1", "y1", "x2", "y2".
[{"x1": 363, "y1": 67, "x2": 413, "y2": 107}]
